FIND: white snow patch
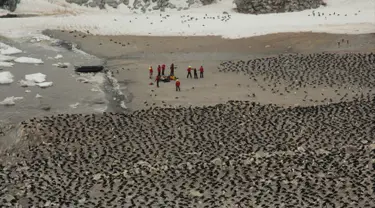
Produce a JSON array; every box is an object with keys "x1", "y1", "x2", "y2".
[
  {"x1": 14, "y1": 57, "x2": 44, "y2": 64},
  {"x1": 19, "y1": 79, "x2": 36, "y2": 87},
  {"x1": 0, "y1": 71, "x2": 14, "y2": 84},
  {"x1": 35, "y1": 93, "x2": 43, "y2": 98},
  {"x1": 55, "y1": 54, "x2": 63, "y2": 59},
  {"x1": 0, "y1": 42, "x2": 22, "y2": 55},
  {"x1": 0, "y1": 62, "x2": 14, "y2": 67},
  {"x1": 69, "y1": 102, "x2": 80, "y2": 108},
  {"x1": 0, "y1": 55, "x2": 17, "y2": 62},
  {"x1": 25, "y1": 89, "x2": 31, "y2": 93},
  {"x1": 37, "y1": 82, "x2": 53, "y2": 88},
  {"x1": 25, "y1": 73, "x2": 46, "y2": 83},
  {"x1": 0, "y1": 0, "x2": 374, "y2": 39},
  {"x1": 0, "y1": 96, "x2": 23, "y2": 106}
]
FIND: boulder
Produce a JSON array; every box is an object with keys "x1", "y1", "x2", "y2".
[
  {"x1": 0, "y1": 0, "x2": 20, "y2": 12},
  {"x1": 200, "y1": 0, "x2": 214, "y2": 6},
  {"x1": 234, "y1": 0, "x2": 325, "y2": 14}
]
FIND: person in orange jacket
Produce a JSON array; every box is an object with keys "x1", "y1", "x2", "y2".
[
  {"x1": 199, "y1": 66, "x2": 204, "y2": 78},
  {"x1": 187, "y1": 66, "x2": 192, "y2": 79},
  {"x1": 175, "y1": 79, "x2": 181, "y2": 91},
  {"x1": 149, "y1": 66, "x2": 153, "y2": 79}
]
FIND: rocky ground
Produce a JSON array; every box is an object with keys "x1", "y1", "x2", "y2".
[{"x1": 1, "y1": 32, "x2": 375, "y2": 207}]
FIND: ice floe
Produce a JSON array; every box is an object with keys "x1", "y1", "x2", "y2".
[
  {"x1": 0, "y1": 71, "x2": 14, "y2": 84},
  {"x1": 54, "y1": 54, "x2": 63, "y2": 59},
  {"x1": 35, "y1": 93, "x2": 42, "y2": 98},
  {"x1": 14, "y1": 57, "x2": 44, "y2": 64},
  {"x1": 25, "y1": 72, "x2": 46, "y2": 83},
  {"x1": 0, "y1": 62, "x2": 14, "y2": 67},
  {"x1": 0, "y1": 42, "x2": 22, "y2": 55},
  {"x1": 37, "y1": 82, "x2": 53, "y2": 88},
  {"x1": 0, "y1": 96, "x2": 23, "y2": 106},
  {"x1": 0, "y1": 55, "x2": 17, "y2": 62}
]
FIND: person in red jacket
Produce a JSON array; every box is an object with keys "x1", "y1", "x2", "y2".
[
  {"x1": 187, "y1": 66, "x2": 192, "y2": 79},
  {"x1": 199, "y1": 66, "x2": 204, "y2": 78},
  {"x1": 155, "y1": 75, "x2": 160, "y2": 88},
  {"x1": 162, "y1": 64, "x2": 166, "y2": 75},
  {"x1": 175, "y1": 79, "x2": 181, "y2": 91},
  {"x1": 149, "y1": 66, "x2": 153, "y2": 79},
  {"x1": 157, "y1": 65, "x2": 161, "y2": 76}
]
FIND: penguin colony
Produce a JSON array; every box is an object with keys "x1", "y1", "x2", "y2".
[
  {"x1": 219, "y1": 52, "x2": 375, "y2": 103},
  {"x1": 1, "y1": 52, "x2": 375, "y2": 207}
]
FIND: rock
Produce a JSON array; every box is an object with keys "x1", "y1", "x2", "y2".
[
  {"x1": 234, "y1": 0, "x2": 325, "y2": 14},
  {"x1": 50, "y1": 40, "x2": 73, "y2": 51},
  {"x1": 211, "y1": 157, "x2": 222, "y2": 166},
  {"x1": 39, "y1": 104, "x2": 51, "y2": 111},
  {"x1": 190, "y1": 189, "x2": 203, "y2": 197},
  {"x1": 0, "y1": 0, "x2": 20, "y2": 12},
  {"x1": 65, "y1": 0, "x2": 89, "y2": 6},
  {"x1": 200, "y1": 0, "x2": 214, "y2": 6},
  {"x1": 93, "y1": 173, "x2": 102, "y2": 180}
]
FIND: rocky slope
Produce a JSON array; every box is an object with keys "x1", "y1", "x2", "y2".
[{"x1": 234, "y1": 0, "x2": 326, "y2": 14}]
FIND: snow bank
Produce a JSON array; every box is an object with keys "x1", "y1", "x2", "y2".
[
  {"x1": 0, "y1": 96, "x2": 23, "y2": 106},
  {"x1": 14, "y1": 57, "x2": 44, "y2": 64},
  {"x1": 0, "y1": 71, "x2": 14, "y2": 84},
  {"x1": 0, "y1": 62, "x2": 14, "y2": 67},
  {"x1": 0, "y1": 0, "x2": 373, "y2": 39},
  {"x1": 25, "y1": 73, "x2": 46, "y2": 83},
  {"x1": 0, "y1": 42, "x2": 22, "y2": 55}
]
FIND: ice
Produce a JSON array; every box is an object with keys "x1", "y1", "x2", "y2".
[
  {"x1": 0, "y1": 71, "x2": 14, "y2": 84},
  {"x1": 0, "y1": 96, "x2": 23, "y2": 106},
  {"x1": 0, "y1": 55, "x2": 17, "y2": 62},
  {"x1": 19, "y1": 80, "x2": 36, "y2": 87},
  {"x1": 69, "y1": 102, "x2": 80, "y2": 108},
  {"x1": 0, "y1": 0, "x2": 374, "y2": 39},
  {"x1": 0, "y1": 42, "x2": 22, "y2": 55},
  {"x1": 25, "y1": 73, "x2": 47, "y2": 83},
  {"x1": 14, "y1": 57, "x2": 44, "y2": 64},
  {"x1": 35, "y1": 93, "x2": 43, "y2": 98},
  {"x1": 0, "y1": 62, "x2": 14, "y2": 67},
  {"x1": 55, "y1": 54, "x2": 63, "y2": 59},
  {"x1": 37, "y1": 82, "x2": 53, "y2": 88}
]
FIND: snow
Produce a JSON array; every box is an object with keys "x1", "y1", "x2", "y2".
[
  {"x1": 55, "y1": 54, "x2": 63, "y2": 59},
  {"x1": 35, "y1": 93, "x2": 43, "y2": 98},
  {"x1": 0, "y1": 0, "x2": 372, "y2": 39},
  {"x1": 37, "y1": 82, "x2": 53, "y2": 88},
  {"x1": 0, "y1": 62, "x2": 14, "y2": 67},
  {"x1": 0, "y1": 42, "x2": 22, "y2": 55},
  {"x1": 14, "y1": 57, "x2": 44, "y2": 64},
  {"x1": 0, "y1": 71, "x2": 14, "y2": 84},
  {"x1": 0, "y1": 96, "x2": 23, "y2": 106},
  {"x1": 0, "y1": 55, "x2": 17, "y2": 62},
  {"x1": 19, "y1": 79, "x2": 36, "y2": 87},
  {"x1": 25, "y1": 73, "x2": 46, "y2": 83}
]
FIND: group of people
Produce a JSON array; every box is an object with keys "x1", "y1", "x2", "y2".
[
  {"x1": 186, "y1": 66, "x2": 204, "y2": 79},
  {"x1": 149, "y1": 64, "x2": 204, "y2": 92}
]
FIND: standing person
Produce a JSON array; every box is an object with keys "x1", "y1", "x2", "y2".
[
  {"x1": 157, "y1": 65, "x2": 161, "y2": 76},
  {"x1": 155, "y1": 75, "x2": 160, "y2": 88},
  {"x1": 162, "y1": 64, "x2": 166, "y2": 76},
  {"x1": 187, "y1": 66, "x2": 192, "y2": 79},
  {"x1": 149, "y1": 66, "x2": 153, "y2": 79},
  {"x1": 170, "y1": 63, "x2": 175, "y2": 76},
  {"x1": 193, "y1": 68, "x2": 198, "y2": 79},
  {"x1": 175, "y1": 79, "x2": 181, "y2": 91},
  {"x1": 199, "y1": 66, "x2": 204, "y2": 78}
]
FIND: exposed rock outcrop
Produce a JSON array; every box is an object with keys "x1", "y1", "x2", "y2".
[
  {"x1": 0, "y1": 0, "x2": 21, "y2": 12},
  {"x1": 234, "y1": 0, "x2": 325, "y2": 14}
]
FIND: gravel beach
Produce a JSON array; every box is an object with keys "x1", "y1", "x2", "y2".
[{"x1": 1, "y1": 31, "x2": 374, "y2": 207}]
